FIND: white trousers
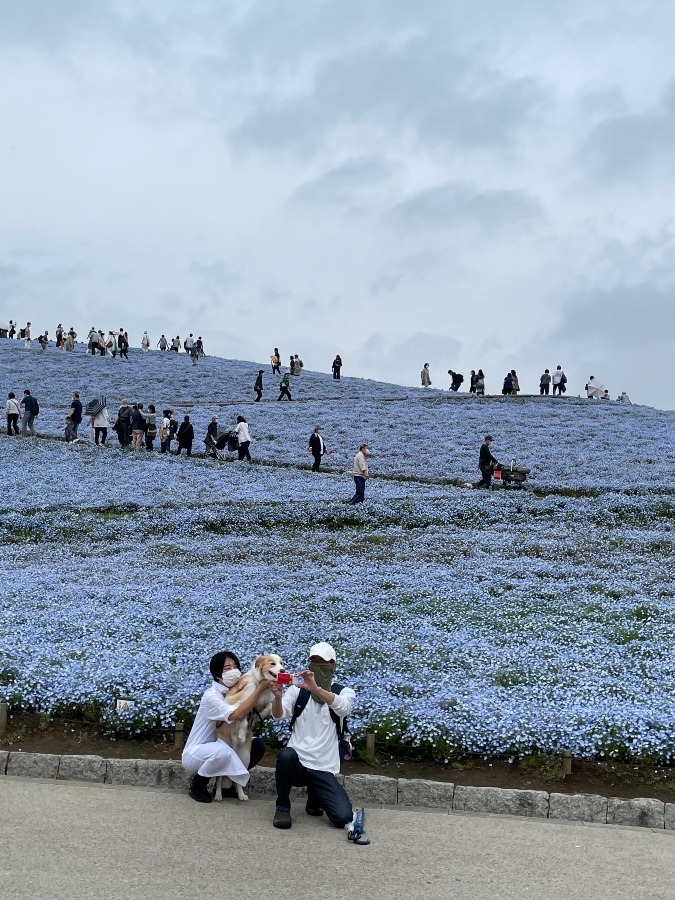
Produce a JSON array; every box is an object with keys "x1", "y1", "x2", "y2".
[{"x1": 182, "y1": 738, "x2": 249, "y2": 785}]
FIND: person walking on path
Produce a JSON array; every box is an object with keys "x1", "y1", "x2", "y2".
[
  {"x1": 502, "y1": 372, "x2": 513, "y2": 395},
  {"x1": 349, "y1": 444, "x2": 370, "y2": 504},
  {"x1": 332, "y1": 355, "x2": 342, "y2": 380},
  {"x1": 190, "y1": 342, "x2": 200, "y2": 365},
  {"x1": 66, "y1": 392, "x2": 83, "y2": 441},
  {"x1": 37, "y1": 331, "x2": 49, "y2": 351},
  {"x1": 308, "y1": 426, "x2": 327, "y2": 472},
  {"x1": 6, "y1": 392, "x2": 20, "y2": 435},
  {"x1": 141, "y1": 332, "x2": 150, "y2": 351},
  {"x1": 271, "y1": 348, "x2": 281, "y2": 375},
  {"x1": 475, "y1": 369, "x2": 486, "y2": 396},
  {"x1": 473, "y1": 435, "x2": 500, "y2": 489},
  {"x1": 182, "y1": 650, "x2": 270, "y2": 804},
  {"x1": 171, "y1": 336, "x2": 181, "y2": 352},
  {"x1": 9, "y1": 321, "x2": 17, "y2": 339},
  {"x1": 204, "y1": 415, "x2": 219, "y2": 458},
  {"x1": 184, "y1": 334, "x2": 194, "y2": 354},
  {"x1": 234, "y1": 415, "x2": 252, "y2": 461},
  {"x1": 87, "y1": 328, "x2": 99, "y2": 355},
  {"x1": 118, "y1": 331, "x2": 129, "y2": 360},
  {"x1": 23, "y1": 322, "x2": 31, "y2": 349},
  {"x1": 278, "y1": 372, "x2": 292, "y2": 401},
  {"x1": 552, "y1": 365, "x2": 566, "y2": 396},
  {"x1": 20, "y1": 389, "x2": 38, "y2": 435},
  {"x1": 510, "y1": 370, "x2": 520, "y2": 394},
  {"x1": 159, "y1": 409, "x2": 174, "y2": 453},
  {"x1": 115, "y1": 399, "x2": 133, "y2": 447},
  {"x1": 144, "y1": 404, "x2": 157, "y2": 450},
  {"x1": 540, "y1": 369, "x2": 551, "y2": 395},
  {"x1": 131, "y1": 404, "x2": 146, "y2": 449},
  {"x1": 55, "y1": 324, "x2": 64, "y2": 348},
  {"x1": 195, "y1": 336, "x2": 205, "y2": 356},
  {"x1": 289, "y1": 355, "x2": 296, "y2": 375},
  {"x1": 469, "y1": 370, "x2": 477, "y2": 394},
  {"x1": 175, "y1": 416, "x2": 194, "y2": 456},
  {"x1": 421, "y1": 363, "x2": 431, "y2": 387},
  {"x1": 157, "y1": 335, "x2": 168, "y2": 351},
  {"x1": 254, "y1": 370, "x2": 264, "y2": 402},
  {"x1": 270, "y1": 641, "x2": 355, "y2": 830},
  {"x1": 92, "y1": 405, "x2": 111, "y2": 446}
]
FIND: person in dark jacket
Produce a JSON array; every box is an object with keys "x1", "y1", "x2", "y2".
[
  {"x1": 205, "y1": 415, "x2": 219, "y2": 458},
  {"x1": 67, "y1": 392, "x2": 83, "y2": 440},
  {"x1": 254, "y1": 370, "x2": 264, "y2": 402},
  {"x1": 118, "y1": 331, "x2": 129, "y2": 360},
  {"x1": 473, "y1": 436, "x2": 500, "y2": 489},
  {"x1": 448, "y1": 370, "x2": 464, "y2": 392},
  {"x1": 278, "y1": 372, "x2": 292, "y2": 401},
  {"x1": 502, "y1": 373, "x2": 513, "y2": 396},
  {"x1": 289, "y1": 355, "x2": 295, "y2": 375},
  {"x1": 131, "y1": 404, "x2": 147, "y2": 450},
  {"x1": 332, "y1": 355, "x2": 342, "y2": 380},
  {"x1": 540, "y1": 369, "x2": 551, "y2": 395},
  {"x1": 308, "y1": 426, "x2": 327, "y2": 472},
  {"x1": 175, "y1": 416, "x2": 194, "y2": 456},
  {"x1": 115, "y1": 399, "x2": 133, "y2": 447}
]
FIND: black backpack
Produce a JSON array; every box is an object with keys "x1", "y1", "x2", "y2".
[{"x1": 289, "y1": 682, "x2": 352, "y2": 761}]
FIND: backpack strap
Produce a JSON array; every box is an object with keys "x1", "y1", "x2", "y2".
[{"x1": 289, "y1": 682, "x2": 346, "y2": 741}]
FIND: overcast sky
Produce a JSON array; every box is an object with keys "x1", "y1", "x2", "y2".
[{"x1": 1, "y1": 0, "x2": 674, "y2": 408}]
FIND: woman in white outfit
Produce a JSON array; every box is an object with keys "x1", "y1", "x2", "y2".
[
  {"x1": 234, "y1": 415, "x2": 252, "y2": 462},
  {"x1": 182, "y1": 651, "x2": 270, "y2": 803},
  {"x1": 92, "y1": 406, "x2": 111, "y2": 445}
]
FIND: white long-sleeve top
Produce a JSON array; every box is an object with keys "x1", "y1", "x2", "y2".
[
  {"x1": 274, "y1": 685, "x2": 355, "y2": 774},
  {"x1": 184, "y1": 682, "x2": 236, "y2": 755},
  {"x1": 234, "y1": 421, "x2": 251, "y2": 443},
  {"x1": 6, "y1": 398, "x2": 20, "y2": 416},
  {"x1": 353, "y1": 451, "x2": 368, "y2": 477}
]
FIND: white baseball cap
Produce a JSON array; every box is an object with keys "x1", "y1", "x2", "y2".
[{"x1": 309, "y1": 641, "x2": 336, "y2": 662}]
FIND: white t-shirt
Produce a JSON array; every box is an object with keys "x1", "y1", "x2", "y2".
[
  {"x1": 6, "y1": 398, "x2": 20, "y2": 415},
  {"x1": 552, "y1": 369, "x2": 564, "y2": 384},
  {"x1": 275, "y1": 685, "x2": 355, "y2": 774},
  {"x1": 235, "y1": 421, "x2": 251, "y2": 443},
  {"x1": 184, "y1": 682, "x2": 236, "y2": 754}
]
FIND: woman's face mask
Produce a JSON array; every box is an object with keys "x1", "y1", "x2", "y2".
[{"x1": 220, "y1": 668, "x2": 241, "y2": 687}]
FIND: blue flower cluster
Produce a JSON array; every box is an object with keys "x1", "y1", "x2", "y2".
[{"x1": 1, "y1": 339, "x2": 675, "y2": 760}]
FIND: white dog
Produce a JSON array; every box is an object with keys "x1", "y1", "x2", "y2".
[{"x1": 214, "y1": 653, "x2": 284, "y2": 801}]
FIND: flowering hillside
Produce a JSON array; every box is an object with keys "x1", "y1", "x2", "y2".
[{"x1": 1, "y1": 339, "x2": 675, "y2": 762}]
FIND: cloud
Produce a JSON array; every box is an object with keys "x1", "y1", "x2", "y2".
[
  {"x1": 290, "y1": 158, "x2": 392, "y2": 205},
  {"x1": 388, "y1": 181, "x2": 542, "y2": 232},
  {"x1": 577, "y1": 83, "x2": 675, "y2": 183}
]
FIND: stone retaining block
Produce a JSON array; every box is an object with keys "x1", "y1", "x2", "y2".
[
  {"x1": 664, "y1": 804, "x2": 675, "y2": 831},
  {"x1": 248, "y1": 766, "x2": 276, "y2": 795},
  {"x1": 106, "y1": 758, "x2": 189, "y2": 790},
  {"x1": 7, "y1": 752, "x2": 60, "y2": 779},
  {"x1": 398, "y1": 778, "x2": 454, "y2": 808},
  {"x1": 549, "y1": 792, "x2": 608, "y2": 823},
  {"x1": 0, "y1": 750, "x2": 8, "y2": 774},
  {"x1": 453, "y1": 785, "x2": 549, "y2": 818},
  {"x1": 343, "y1": 774, "x2": 398, "y2": 805},
  {"x1": 57, "y1": 754, "x2": 107, "y2": 783},
  {"x1": 607, "y1": 797, "x2": 664, "y2": 829}
]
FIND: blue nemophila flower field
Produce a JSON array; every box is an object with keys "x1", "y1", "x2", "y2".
[{"x1": 1, "y1": 339, "x2": 675, "y2": 761}]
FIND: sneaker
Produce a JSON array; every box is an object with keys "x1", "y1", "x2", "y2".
[
  {"x1": 305, "y1": 801, "x2": 324, "y2": 817},
  {"x1": 273, "y1": 808, "x2": 292, "y2": 829}
]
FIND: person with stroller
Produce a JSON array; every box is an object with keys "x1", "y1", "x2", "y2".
[
  {"x1": 205, "y1": 415, "x2": 219, "y2": 458},
  {"x1": 473, "y1": 436, "x2": 501, "y2": 489}
]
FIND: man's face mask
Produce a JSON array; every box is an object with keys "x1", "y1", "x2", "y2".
[{"x1": 309, "y1": 661, "x2": 334, "y2": 693}]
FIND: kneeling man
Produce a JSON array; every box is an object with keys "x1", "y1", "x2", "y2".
[
  {"x1": 183, "y1": 651, "x2": 269, "y2": 803},
  {"x1": 271, "y1": 641, "x2": 355, "y2": 829}
]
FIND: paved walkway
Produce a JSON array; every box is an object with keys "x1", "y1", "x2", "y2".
[{"x1": 1, "y1": 778, "x2": 674, "y2": 900}]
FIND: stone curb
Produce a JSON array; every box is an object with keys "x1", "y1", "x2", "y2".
[{"x1": 1, "y1": 752, "x2": 674, "y2": 830}]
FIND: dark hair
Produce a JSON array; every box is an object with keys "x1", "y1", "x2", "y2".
[
  {"x1": 8, "y1": 392, "x2": 15, "y2": 399},
  {"x1": 23, "y1": 389, "x2": 31, "y2": 395},
  {"x1": 148, "y1": 404, "x2": 155, "y2": 413},
  {"x1": 73, "y1": 392, "x2": 80, "y2": 398},
  {"x1": 236, "y1": 415, "x2": 246, "y2": 423},
  {"x1": 209, "y1": 651, "x2": 241, "y2": 680},
  {"x1": 484, "y1": 435, "x2": 493, "y2": 442}
]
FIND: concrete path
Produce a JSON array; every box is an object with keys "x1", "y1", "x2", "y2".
[{"x1": 1, "y1": 778, "x2": 674, "y2": 900}]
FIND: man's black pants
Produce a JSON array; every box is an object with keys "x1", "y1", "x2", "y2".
[
  {"x1": 275, "y1": 747, "x2": 352, "y2": 827},
  {"x1": 475, "y1": 466, "x2": 493, "y2": 489},
  {"x1": 312, "y1": 453, "x2": 322, "y2": 472}
]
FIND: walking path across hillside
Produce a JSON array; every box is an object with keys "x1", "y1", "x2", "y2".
[{"x1": 1, "y1": 777, "x2": 672, "y2": 900}]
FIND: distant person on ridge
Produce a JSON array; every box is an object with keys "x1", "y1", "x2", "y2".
[
  {"x1": 469, "y1": 370, "x2": 477, "y2": 394},
  {"x1": 37, "y1": 331, "x2": 49, "y2": 351},
  {"x1": 271, "y1": 348, "x2": 281, "y2": 375},
  {"x1": 617, "y1": 391, "x2": 632, "y2": 404},
  {"x1": 552, "y1": 365, "x2": 566, "y2": 396},
  {"x1": 510, "y1": 370, "x2": 520, "y2": 394},
  {"x1": 502, "y1": 372, "x2": 513, "y2": 395},
  {"x1": 332, "y1": 355, "x2": 342, "y2": 380},
  {"x1": 540, "y1": 369, "x2": 551, "y2": 395},
  {"x1": 448, "y1": 370, "x2": 464, "y2": 391},
  {"x1": 475, "y1": 369, "x2": 486, "y2": 395},
  {"x1": 421, "y1": 363, "x2": 431, "y2": 387},
  {"x1": 157, "y1": 334, "x2": 168, "y2": 351},
  {"x1": 141, "y1": 332, "x2": 150, "y2": 352}
]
